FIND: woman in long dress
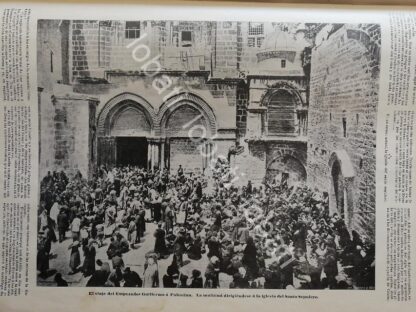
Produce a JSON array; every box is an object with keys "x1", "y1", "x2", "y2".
[
  {"x1": 153, "y1": 222, "x2": 167, "y2": 258},
  {"x1": 127, "y1": 217, "x2": 137, "y2": 248},
  {"x1": 164, "y1": 205, "x2": 174, "y2": 233},
  {"x1": 242, "y1": 236, "x2": 258, "y2": 279},
  {"x1": 142, "y1": 256, "x2": 159, "y2": 288},
  {"x1": 69, "y1": 241, "x2": 81, "y2": 274},
  {"x1": 82, "y1": 239, "x2": 96, "y2": 277}
]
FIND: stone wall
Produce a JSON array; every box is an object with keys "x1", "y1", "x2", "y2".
[
  {"x1": 38, "y1": 20, "x2": 75, "y2": 179},
  {"x1": 71, "y1": 20, "x2": 114, "y2": 79},
  {"x1": 37, "y1": 20, "x2": 66, "y2": 91},
  {"x1": 71, "y1": 20, "x2": 232, "y2": 79},
  {"x1": 67, "y1": 20, "x2": 318, "y2": 82},
  {"x1": 38, "y1": 90, "x2": 56, "y2": 179},
  {"x1": 236, "y1": 83, "x2": 248, "y2": 138},
  {"x1": 307, "y1": 24, "x2": 380, "y2": 239},
  {"x1": 234, "y1": 141, "x2": 266, "y2": 186},
  {"x1": 39, "y1": 94, "x2": 98, "y2": 179},
  {"x1": 213, "y1": 22, "x2": 238, "y2": 78},
  {"x1": 169, "y1": 138, "x2": 204, "y2": 174},
  {"x1": 109, "y1": 21, "x2": 167, "y2": 72},
  {"x1": 168, "y1": 137, "x2": 234, "y2": 175},
  {"x1": 67, "y1": 20, "x2": 317, "y2": 81}
]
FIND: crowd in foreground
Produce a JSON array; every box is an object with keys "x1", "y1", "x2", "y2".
[{"x1": 37, "y1": 159, "x2": 375, "y2": 289}]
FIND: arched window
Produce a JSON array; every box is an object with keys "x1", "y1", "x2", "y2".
[{"x1": 267, "y1": 89, "x2": 297, "y2": 135}]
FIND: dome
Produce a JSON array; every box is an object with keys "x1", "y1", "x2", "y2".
[
  {"x1": 259, "y1": 30, "x2": 302, "y2": 53},
  {"x1": 250, "y1": 29, "x2": 308, "y2": 76}
]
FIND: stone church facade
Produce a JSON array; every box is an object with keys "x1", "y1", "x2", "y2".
[{"x1": 37, "y1": 20, "x2": 380, "y2": 239}]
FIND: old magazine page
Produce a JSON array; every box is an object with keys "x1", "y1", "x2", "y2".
[{"x1": 0, "y1": 1, "x2": 415, "y2": 311}]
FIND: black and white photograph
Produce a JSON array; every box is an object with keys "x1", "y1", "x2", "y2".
[{"x1": 36, "y1": 19, "x2": 379, "y2": 290}]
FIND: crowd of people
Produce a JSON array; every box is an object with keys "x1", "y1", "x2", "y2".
[{"x1": 37, "y1": 159, "x2": 375, "y2": 289}]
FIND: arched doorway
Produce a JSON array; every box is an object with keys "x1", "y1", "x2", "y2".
[
  {"x1": 266, "y1": 154, "x2": 306, "y2": 186},
  {"x1": 331, "y1": 159, "x2": 345, "y2": 218},
  {"x1": 159, "y1": 93, "x2": 217, "y2": 174},
  {"x1": 328, "y1": 150, "x2": 355, "y2": 227},
  {"x1": 110, "y1": 105, "x2": 151, "y2": 167},
  {"x1": 165, "y1": 104, "x2": 208, "y2": 173},
  {"x1": 96, "y1": 93, "x2": 155, "y2": 169}
]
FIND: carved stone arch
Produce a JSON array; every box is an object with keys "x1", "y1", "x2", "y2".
[
  {"x1": 260, "y1": 82, "x2": 303, "y2": 107},
  {"x1": 97, "y1": 92, "x2": 156, "y2": 136},
  {"x1": 156, "y1": 92, "x2": 217, "y2": 137},
  {"x1": 266, "y1": 152, "x2": 307, "y2": 185},
  {"x1": 267, "y1": 150, "x2": 306, "y2": 168}
]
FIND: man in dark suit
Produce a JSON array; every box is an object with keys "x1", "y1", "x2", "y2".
[{"x1": 57, "y1": 208, "x2": 69, "y2": 242}]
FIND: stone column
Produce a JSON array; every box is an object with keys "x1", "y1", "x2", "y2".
[
  {"x1": 204, "y1": 141, "x2": 212, "y2": 170},
  {"x1": 166, "y1": 140, "x2": 170, "y2": 171},
  {"x1": 207, "y1": 142, "x2": 212, "y2": 163},
  {"x1": 148, "y1": 138, "x2": 161, "y2": 172},
  {"x1": 160, "y1": 140, "x2": 165, "y2": 170},
  {"x1": 149, "y1": 142, "x2": 154, "y2": 171},
  {"x1": 201, "y1": 142, "x2": 206, "y2": 170},
  {"x1": 153, "y1": 142, "x2": 159, "y2": 171}
]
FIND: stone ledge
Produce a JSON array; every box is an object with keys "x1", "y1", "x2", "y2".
[{"x1": 245, "y1": 135, "x2": 308, "y2": 143}]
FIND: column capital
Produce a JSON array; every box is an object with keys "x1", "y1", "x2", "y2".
[{"x1": 147, "y1": 136, "x2": 163, "y2": 144}]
